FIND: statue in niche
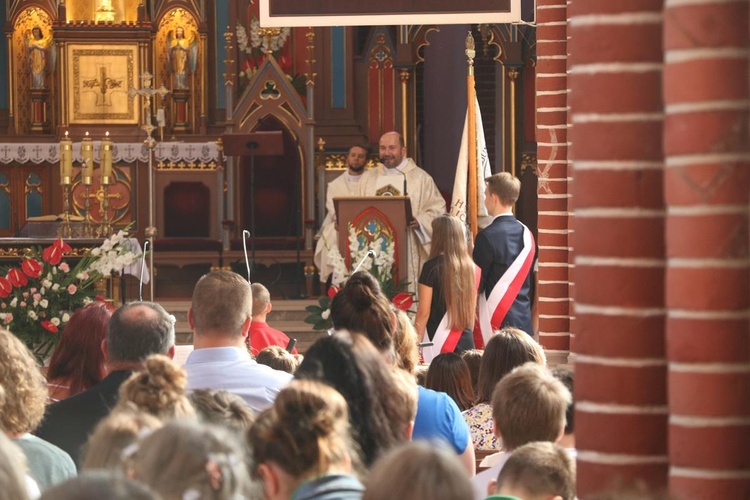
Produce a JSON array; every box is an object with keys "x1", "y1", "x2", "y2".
[
  {"x1": 167, "y1": 26, "x2": 198, "y2": 90},
  {"x1": 26, "y1": 26, "x2": 54, "y2": 89}
]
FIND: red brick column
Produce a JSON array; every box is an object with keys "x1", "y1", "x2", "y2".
[
  {"x1": 535, "y1": 0, "x2": 572, "y2": 359},
  {"x1": 663, "y1": 1, "x2": 750, "y2": 498},
  {"x1": 568, "y1": 1, "x2": 668, "y2": 495}
]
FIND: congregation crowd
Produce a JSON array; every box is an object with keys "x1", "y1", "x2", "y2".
[
  {"x1": 0, "y1": 269, "x2": 580, "y2": 500},
  {"x1": 0, "y1": 150, "x2": 586, "y2": 499}
]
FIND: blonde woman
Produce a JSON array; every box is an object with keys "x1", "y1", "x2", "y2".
[
  {"x1": 113, "y1": 354, "x2": 195, "y2": 420},
  {"x1": 415, "y1": 215, "x2": 480, "y2": 362}
]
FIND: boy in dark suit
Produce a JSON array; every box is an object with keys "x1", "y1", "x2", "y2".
[{"x1": 473, "y1": 172, "x2": 535, "y2": 345}]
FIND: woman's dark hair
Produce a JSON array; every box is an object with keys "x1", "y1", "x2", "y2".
[
  {"x1": 47, "y1": 302, "x2": 112, "y2": 395},
  {"x1": 425, "y1": 353, "x2": 476, "y2": 412},
  {"x1": 460, "y1": 349, "x2": 483, "y2": 398},
  {"x1": 295, "y1": 332, "x2": 407, "y2": 466},
  {"x1": 330, "y1": 272, "x2": 394, "y2": 351},
  {"x1": 476, "y1": 328, "x2": 546, "y2": 403}
]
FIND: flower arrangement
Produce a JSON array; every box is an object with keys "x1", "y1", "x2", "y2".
[
  {"x1": 236, "y1": 20, "x2": 306, "y2": 96},
  {"x1": 305, "y1": 223, "x2": 413, "y2": 331},
  {"x1": 0, "y1": 231, "x2": 142, "y2": 361}
]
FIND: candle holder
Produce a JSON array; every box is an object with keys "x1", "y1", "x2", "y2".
[
  {"x1": 59, "y1": 181, "x2": 73, "y2": 239},
  {"x1": 80, "y1": 134, "x2": 94, "y2": 238},
  {"x1": 98, "y1": 176, "x2": 113, "y2": 238}
]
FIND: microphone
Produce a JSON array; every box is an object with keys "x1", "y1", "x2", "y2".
[
  {"x1": 379, "y1": 156, "x2": 408, "y2": 196},
  {"x1": 352, "y1": 248, "x2": 377, "y2": 274},
  {"x1": 138, "y1": 240, "x2": 149, "y2": 302},
  {"x1": 242, "y1": 230, "x2": 252, "y2": 283}
]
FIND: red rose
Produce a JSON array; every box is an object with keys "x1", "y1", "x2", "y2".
[
  {"x1": 7, "y1": 268, "x2": 27, "y2": 287},
  {"x1": 41, "y1": 320, "x2": 59, "y2": 334},
  {"x1": 21, "y1": 259, "x2": 43, "y2": 278},
  {"x1": 391, "y1": 292, "x2": 414, "y2": 311},
  {"x1": 327, "y1": 285, "x2": 340, "y2": 299},
  {"x1": 0, "y1": 278, "x2": 12, "y2": 298}
]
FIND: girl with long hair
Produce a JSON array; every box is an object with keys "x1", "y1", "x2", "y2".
[
  {"x1": 46, "y1": 302, "x2": 112, "y2": 402},
  {"x1": 415, "y1": 215, "x2": 479, "y2": 360}
]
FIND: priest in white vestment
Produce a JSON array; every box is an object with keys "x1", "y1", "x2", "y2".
[
  {"x1": 314, "y1": 145, "x2": 369, "y2": 284},
  {"x1": 359, "y1": 132, "x2": 446, "y2": 295}
]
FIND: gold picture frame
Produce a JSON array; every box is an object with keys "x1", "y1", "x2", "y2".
[{"x1": 67, "y1": 44, "x2": 140, "y2": 124}]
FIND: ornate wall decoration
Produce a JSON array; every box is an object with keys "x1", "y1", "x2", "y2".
[
  {"x1": 67, "y1": 44, "x2": 139, "y2": 124},
  {"x1": 367, "y1": 30, "x2": 395, "y2": 143},
  {"x1": 12, "y1": 7, "x2": 54, "y2": 133},
  {"x1": 64, "y1": 0, "x2": 138, "y2": 23}
]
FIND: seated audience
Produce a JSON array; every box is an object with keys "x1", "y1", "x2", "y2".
[
  {"x1": 460, "y1": 349, "x2": 483, "y2": 398},
  {"x1": 551, "y1": 366, "x2": 575, "y2": 450},
  {"x1": 113, "y1": 354, "x2": 195, "y2": 420},
  {"x1": 249, "y1": 379, "x2": 365, "y2": 499},
  {"x1": 131, "y1": 419, "x2": 250, "y2": 500},
  {"x1": 0, "y1": 430, "x2": 37, "y2": 500},
  {"x1": 0, "y1": 329, "x2": 76, "y2": 490},
  {"x1": 330, "y1": 271, "x2": 395, "y2": 352},
  {"x1": 189, "y1": 389, "x2": 256, "y2": 433},
  {"x1": 46, "y1": 302, "x2": 112, "y2": 402},
  {"x1": 390, "y1": 367, "x2": 420, "y2": 439},
  {"x1": 464, "y1": 328, "x2": 546, "y2": 451},
  {"x1": 425, "y1": 352, "x2": 476, "y2": 412},
  {"x1": 248, "y1": 283, "x2": 298, "y2": 356},
  {"x1": 40, "y1": 470, "x2": 159, "y2": 500},
  {"x1": 388, "y1": 296, "x2": 477, "y2": 476},
  {"x1": 80, "y1": 410, "x2": 162, "y2": 472},
  {"x1": 256, "y1": 345, "x2": 298, "y2": 374},
  {"x1": 36, "y1": 301, "x2": 175, "y2": 466},
  {"x1": 184, "y1": 270, "x2": 292, "y2": 412},
  {"x1": 364, "y1": 442, "x2": 474, "y2": 500},
  {"x1": 472, "y1": 363, "x2": 572, "y2": 499},
  {"x1": 485, "y1": 442, "x2": 575, "y2": 500},
  {"x1": 295, "y1": 332, "x2": 409, "y2": 467}
]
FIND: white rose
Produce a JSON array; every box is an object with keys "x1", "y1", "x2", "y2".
[
  {"x1": 62, "y1": 313, "x2": 70, "y2": 323},
  {"x1": 51, "y1": 284, "x2": 60, "y2": 291},
  {"x1": 51, "y1": 317, "x2": 60, "y2": 326},
  {"x1": 28, "y1": 310, "x2": 38, "y2": 320},
  {"x1": 9, "y1": 298, "x2": 17, "y2": 308},
  {"x1": 46, "y1": 272, "x2": 53, "y2": 281},
  {"x1": 321, "y1": 309, "x2": 330, "y2": 320},
  {"x1": 40, "y1": 299, "x2": 48, "y2": 309},
  {"x1": 83, "y1": 297, "x2": 93, "y2": 305},
  {"x1": 42, "y1": 279, "x2": 52, "y2": 288}
]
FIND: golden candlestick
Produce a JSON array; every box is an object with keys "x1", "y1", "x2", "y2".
[
  {"x1": 99, "y1": 131, "x2": 114, "y2": 237},
  {"x1": 58, "y1": 136, "x2": 73, "y2": 238}
]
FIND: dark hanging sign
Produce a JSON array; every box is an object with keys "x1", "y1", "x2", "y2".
[{"x1": 259, "y1": 0, "x2": 519, "y2": 27}]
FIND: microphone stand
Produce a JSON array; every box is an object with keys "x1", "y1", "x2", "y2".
[{"x1": 352, "y1": 249, "x2": 376, "y2": 274}]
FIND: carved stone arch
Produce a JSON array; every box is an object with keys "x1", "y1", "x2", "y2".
[
  {"x1": 8, "y1": 1, "x2": 56, "y2": 24},
  {"x1": 410, "y1": 25, "x2": 440, "y2": 64},
  {"x1": 232, "y1": 55, "x2": 312, "y2": 245},
  {"x1": 153, "y1": 0, "x2": 202, "y2": 29}
]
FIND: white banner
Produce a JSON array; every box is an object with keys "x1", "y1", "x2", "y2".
[{"x1": 450, "y1": 97, "x2": 492, "y2": 226}]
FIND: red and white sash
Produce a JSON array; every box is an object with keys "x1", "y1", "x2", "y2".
[
  {"x1": 474, "y1": 223, "x2": 535, "y2": 349},
  {"x1": 422, "y1": 264, "x2": 482, "y2": 364}
]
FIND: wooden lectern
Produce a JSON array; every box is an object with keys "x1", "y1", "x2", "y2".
[{"x1": 334, "y1": 196, "x2": 412, "y2": 282}]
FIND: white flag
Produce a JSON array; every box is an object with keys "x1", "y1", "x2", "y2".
[{"x1": 450, "y1": 97, "x2": 492, "y2": 227}]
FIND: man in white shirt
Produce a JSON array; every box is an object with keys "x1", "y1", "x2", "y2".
[
  {"x1": 359, "y1": 132, "x2": 446, "y2": 294},
  {"x1": 183, "y1": 270, "x2": 292, "y2": 413},
  {"x1": 314, "y1": 144, "x2": 369, "y2": 285}
]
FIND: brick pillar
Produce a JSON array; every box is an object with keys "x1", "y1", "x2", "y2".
[
  {"x1": 568, "y1": 1, "x2": 668, "y2": 496},
  {"x1": 535, "y1": 0, "x2": 572, "y2": 360},
  {"x1": 663, "y1": 1, "x2": 750, "y2": 498}
]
